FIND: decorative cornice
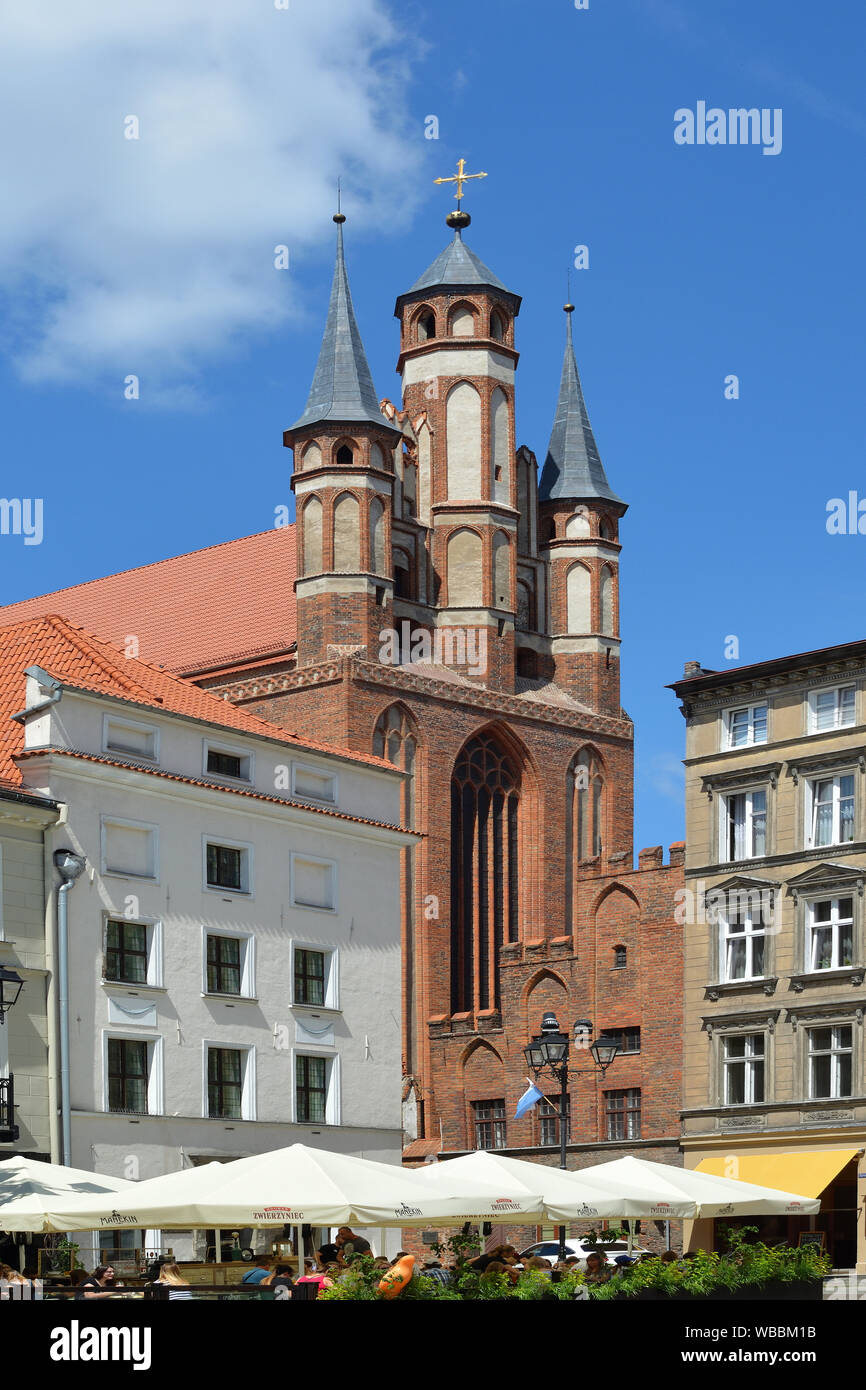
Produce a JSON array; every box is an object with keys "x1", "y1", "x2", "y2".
[
  {"x1": 702, "y1": 1007, "x2": 781, "y2": 1035},
  {"x1": 701, "y1": 762, "x2": 782, "y2": 799},
  {"x1": 786, "y1": 999, "x2": 866, "y2": 1026},
  {"x1": 788, "y1": 746, "x2": 866, "y2": 785},
  {"x1": 226, "y1": 656, "x2": 633, "y2": 739}
]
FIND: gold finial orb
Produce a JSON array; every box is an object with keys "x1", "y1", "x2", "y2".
[
  {"x1": 564, "y1": 302, "x2": 575, "y2": 313},
  {"x1": 333, "y1": 212, "x2": 346, "y2": 224},
  {"x1": 446, "y1": 210, "x2": 471, "y2": 231}
]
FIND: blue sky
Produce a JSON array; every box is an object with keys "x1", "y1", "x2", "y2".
[{"x1": 1, "y1": 0, "x2": 863, "y2": 856}]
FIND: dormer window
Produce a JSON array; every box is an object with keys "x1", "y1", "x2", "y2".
[
  {"x1": 417, "y1": 310, "x2": 436, "y2": 342},
  {"x1": 336, "y1": 444, "x2": 354, "y2": 466}
]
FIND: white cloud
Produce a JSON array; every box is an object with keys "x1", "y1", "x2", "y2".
[
  {"x1": 644, "y1": 752, "x2": 685, "y2": 802},
  {"x1": 0, "y1": 0, "x2": 423, "y2": 398}
]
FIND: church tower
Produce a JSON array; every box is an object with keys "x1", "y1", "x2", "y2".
[
  {"x1": 393, "y1": 208, "x2": 523, "y2": 690},
  {"x1": 538, "y1": 304, "x2": 628, "y2": 716},
  {"x1": 284, "y1": 214, "x2": 403, "y2": 667}
]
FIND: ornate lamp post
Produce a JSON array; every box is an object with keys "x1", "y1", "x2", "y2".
[{"x1": 523, "y1": 1012, "x2": 620, "y2": 1260}]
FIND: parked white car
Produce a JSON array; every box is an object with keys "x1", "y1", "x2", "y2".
[{"x1": 520, "y1": 1238, "x2": 649, "y2": 1270}]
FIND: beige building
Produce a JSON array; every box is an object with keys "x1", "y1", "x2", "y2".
[
  {"x1": 0, "y1": 785, "x2": 59, "y2": 1156},
  {"x1": 670, "y1": 642, "x2": 866, "y2": 1273}
]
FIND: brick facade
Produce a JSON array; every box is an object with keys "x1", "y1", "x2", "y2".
[{"x1": 201, "y1": 215, "x2": 685, "y2": 1180}]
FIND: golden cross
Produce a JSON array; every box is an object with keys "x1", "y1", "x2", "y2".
[{"x1": 433, "y1": 157, "x2": 488, "y2": 206}]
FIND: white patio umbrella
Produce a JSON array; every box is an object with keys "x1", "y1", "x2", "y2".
[
  {"x1": 573, "y1": 1156, "x2": 821, "y2": 1219},
  {"x1": 0, "y1": 1155, "x2": 133, "y2": 1234},
  {"x1": 415, "y1": 1150, "x2": 673, "y2": 1222},
  {"x1": 37, "y1": 1143, "x2": 502, "y2": 1233}
]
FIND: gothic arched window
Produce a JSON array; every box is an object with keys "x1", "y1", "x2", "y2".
[
  {"x1": 451, "y1": 733, "x2": 520, "y2": 1014},
  {"x1": 416, "y1": 309, "x2": 436, "y2": 342},
  {"x1": 336, "y1": 443, "x2": 354, "y2": 466},
  {"x1": 373, "y1": 703, "x2": 417, "y2": 825},
  {"x1": 489, "y1": 309, "x2": 506, "y2": 342},
  {"x1": 569, "y1": 749, "x2": 605, "y2": 863}
]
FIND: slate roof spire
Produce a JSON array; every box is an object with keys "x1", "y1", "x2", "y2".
[
  {"x1": 290, "y1": 214, "x2": 396, "y2": 434},
  {"x1": 409, "y1": 224, "x2": 511, "y2": 296},
  {"x1": 538, "y1": 305, "x2": 625, "y2": 506}
]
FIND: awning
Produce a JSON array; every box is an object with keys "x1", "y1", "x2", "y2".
[{"x1": 695, "y1": 1149, "x2": 860, "y2": 1200}]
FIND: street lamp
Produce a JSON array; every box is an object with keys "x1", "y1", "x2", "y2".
[
  {"x1": 0, "y1": 965, "x2": 24, "y2": 1025},
  {"x1": 522, "y1": 1013, "x2": 620, "y2": 1260}
]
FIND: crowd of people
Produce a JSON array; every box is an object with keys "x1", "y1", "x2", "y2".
[{"x1": 6, "y1": 1232, "x2": 693, "y2": 1301}]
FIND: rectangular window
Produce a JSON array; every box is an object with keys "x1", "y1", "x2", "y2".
[
  {"x1": 107, "y1": 1038, "x2": 149, "y2": 1114},
  {"x1": 206, "y1": 842, "x2": 245, "y2": 892},
  {"x1": 722, "y1": 902, "x2": 768, "y2": 981},
  {"x1": 604, "y1": 1088, "x2": 641, "y2": 1140},
  {"x1": 809, "y1": 685, "x2": 856, "y2": 734},
  {"x1": 296, "y1": 1055, "x2": 328, "y2": 1123},
  {"x1": 539, "y1": 1097, "x2": 570, "y2": 1147},
  {"x1": 291, "y1": 855, "x2": 336, "y2": 911},
  {"x1": 294, "y1": 949, "x2": 326, "y2": 1006},
  {"x1": 207, "y1": 1047, "x2": 243, "y2": 1119},
  {"x1": 722, "y1": 1034, "x2": 765, "y2": 1105},
  {"x1": 292, "y1": 763, "x2": 337, "y2": 804},
  {"x1": 808, "y1": 775, "x2": 855, "y2": 848},
  {"x1": 207, "y1": 749, "x2": 243, "y2": 779},
  {"x1": 473, "y1": 1099, "x2": 507, "y2": 1150},
  {"x1": 723, "y1": 789, "x2": 767, "y2": 861},
  {"x1": 105, "y1": 920, "x2": 148, "y2": 985},
  {"x1": 808, "y1": 1025, "x2": 852, "y2": 1099},
  {"x1": 104, "y1": 716, "x2": 158, "y2": 761},
  {"x1": 725, "y1": 704, "x2": 768, "y2": 749},
  {"x1": 206, "y1": 935, "x2": 242, "y2": 995},
  {"x1": 102, "y1": 819, "x2": 157, "y2": 878},
  {"x1": 807, "y1": 897, "x2": 854, "y2": 972},
  {"x1": 598, "y1": 1027, "x2": 641, "y2": 1054}
]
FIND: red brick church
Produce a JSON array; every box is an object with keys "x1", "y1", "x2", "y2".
[{"x1": 0, "y1": 206, "x2": 683, "y2": 1174}]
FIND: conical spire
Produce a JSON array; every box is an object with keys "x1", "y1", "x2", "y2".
[
  {"x1": 290, "y1": 216, "x2": 394, "y2": 434},
  {"x1": 409, "y1": 227, "x2": 511, "y2": 295},
  {"x1": 538, "y1": 307, "x2": 624, "y2": 506}
]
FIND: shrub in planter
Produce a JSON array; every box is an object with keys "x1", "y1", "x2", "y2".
[{"x1": 589, "y1": 1228, "x2": 830, "y2": 1302}]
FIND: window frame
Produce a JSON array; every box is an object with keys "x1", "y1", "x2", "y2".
[
  {"x1": 805, "y1": 772, "x2": 856, "y2": 850},
  {"x1": 102, "y1": 1031, "x2": 163, "y2": 1115},
  {"x1": 102, "y1": 712, "x2": 160, "y2": 762},
  {"x1": 720, "y1": 1031, "x2": 766, "y2": 1105},
  {"x1": 289, "y1": 852, "x2": 337, "y2": 913},
  {"x1": 202, "y1": 835, "x2": 253, "y2": 896},
  {"x1": 100, "y1": 815, "x2": 159, "y2": 881},
  {"x1": 472, "y1": 1098, "x2": 507, "y2": 1150},
  {"x1": 103, "y1": 914, "x2": 163, "y2": 988},
  {"x1": 807, "y1": 683, "x2": 856, "y2": 735},
  {"x1": 603, "y1": 1088, "x2": 642, "y2": 1140},
  {"x1": 202, "y1": 1041, "x2": 256, "y2": 1121},
  {"x1": 598, "y1": 1026, "x2": 641, "y2": 1055},
  {"x1": 290, "y1": 761, "x2": 338, "y2": 806},
  {"x1": 719, "y1": 901, "x2": 769, "y2": 983},
  {"x1": 203, "y1": 739, "x2": 253, "y2": 784},
  {"x1": 293, "y1": 1050, "x2": 340, "y2": 1125},
  {"x1": 719, "y1": 787, "x2": 768, "y2": 863},
  {"x1": 202, "y1": 926, "x2": 255, "y2": 999},
  {"x1": 539, "y1": 1096, "x2": 571, "y2": 1148},
  {"x1": 806, "y1": 1023, "x2": 853, "y2": 1100},
  {"x1": 723, "y1": 702, "x2": 768, "y2": 750},
  {"x1": 804, "y1": 895, "x2": 855, "y2": 974},
  {"x1": 291, "y1": 943, "x2": 338, "y2": 1010}
]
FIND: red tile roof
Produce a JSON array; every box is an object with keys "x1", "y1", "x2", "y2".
[
  {"x1": 0, "y1": 528, "x2": 298, "y2": 675},
  {"x1": 0, "y1": 613, "x2": 394, "y2": 786}
]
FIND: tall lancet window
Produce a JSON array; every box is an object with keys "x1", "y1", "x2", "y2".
[
  {"x1": 373, "y1": 704, "x2": 416, "y2": 825},
  {"x1": 569, "y1": 750, "x2": 605, "y2": 862},
  {"x1": 450, "y1": 734, "x2": 520, "y2": 1014}
]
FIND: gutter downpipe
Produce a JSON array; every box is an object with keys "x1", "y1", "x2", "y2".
[{"x1": 53, "y1": 850, "x2": 86, "y2": 1166}]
